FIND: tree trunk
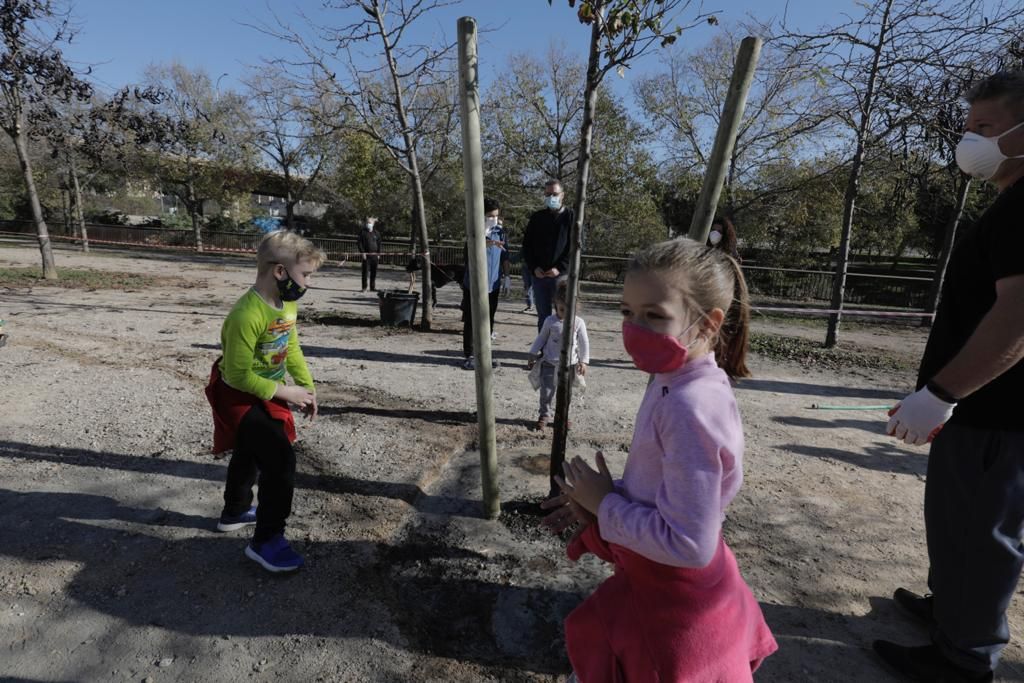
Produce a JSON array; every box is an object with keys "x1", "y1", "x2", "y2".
[
  {"x1": 285, "y1": 168, "x2": 295, "y2": 231},
  {"x1": 548, "y1": 13, "x2": 602, "y2": 499},
  {"x1": 825, "y1": 0, "x2": 893, "y2": 348},
  {"x1": 11, "y1": 126, "x2": 58, "y2": 279},
  {"x1": 825, "y1": 142, "x2": 866, "y2": 348},
  {"x1": 409, "y1": 201, "x2": 418, "y2": 252},
  {"x1": 372, "y1": 3, "x2": 433, "y2": 329},
  {"x1": 188, "y1": 179, "x2": 204, "y2": 253},
  {"x1": 61, "y1": 184, "x2": 72, "y2": 236},
  {"x1": 410, "y1": 161, "x2": 433, "y2": 329},
  {"x1": 69, "y1": 154, "x2": 89, "y2": 253},
  {"x1": 921, "y1": 176, "x2": 970, "y2": 327}
]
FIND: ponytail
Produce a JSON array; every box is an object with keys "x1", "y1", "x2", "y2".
[
  {"x1": 716, "y1": 254, "x2": 751, "y2": 380},
  {"x1": 629, "y1": 238, "x2": 752, "y2": 379}
]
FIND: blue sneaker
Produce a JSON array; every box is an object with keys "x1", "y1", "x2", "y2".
[
  {"x1": 216, "y1": 506, "x2": 257, "y2": 532},
  {"x1": 244, "y1": 535, "x2": 304, "y2": 573}
]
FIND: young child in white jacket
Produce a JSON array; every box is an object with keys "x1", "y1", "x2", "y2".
[{"x1": 526, "y1": 278, "x2": 589, "y2": 430}]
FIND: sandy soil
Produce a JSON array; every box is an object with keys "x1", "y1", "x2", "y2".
[{"x1": 1, "y1": 241, "x2": 1023, "y2": 682}]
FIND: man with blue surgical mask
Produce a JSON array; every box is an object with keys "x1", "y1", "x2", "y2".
[
  {"x1": 521, "y1": 179, "x2": 574, "y2": 331},
  {"x1": 875, "y1": 71, "x2": 1024, "y2": 682}
]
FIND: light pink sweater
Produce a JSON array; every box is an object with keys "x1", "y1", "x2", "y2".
[{"x1": 597, "y1": 353, "x2": 744, "y2": 568}]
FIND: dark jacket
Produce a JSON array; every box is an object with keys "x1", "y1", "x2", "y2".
[
  {"x1": 357, "y1": 227, "x2": 382, "y2": 255},
  {"x1": 522, "y1": 207, "x2": 573, "y2": 274}
]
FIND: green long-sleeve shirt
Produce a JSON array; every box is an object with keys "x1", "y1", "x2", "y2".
[{"x1": 218, "y1": 289, "x2": 314, "y2": 400}]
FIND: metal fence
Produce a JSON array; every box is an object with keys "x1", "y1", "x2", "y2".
[
  {"x1": 1, "y1": 220, "x2": 933, "y2": 310},
  {"x1": 742, "y1": 265, "x2": 931, "y2": 309}
]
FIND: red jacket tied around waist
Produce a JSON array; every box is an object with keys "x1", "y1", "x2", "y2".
[{"x1": 205, "y1": 359, "x2": 296, "y2": 454}]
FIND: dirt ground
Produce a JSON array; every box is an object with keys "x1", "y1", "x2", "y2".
[{"x1": 2, "y1": 241, "x2": 1023, "y2": 682}]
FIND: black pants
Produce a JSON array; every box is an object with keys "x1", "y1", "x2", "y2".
[
  {"x1": 362, "y1": 256, "x2": 379, "y2": 290},
  {"x1": 222, "y1": 403, "x2": 296, "y2": 544},
  {"x1": 461, "y1": 287, "x2": 500, "y2": 358},
  {"x1": 925, "y1": 423, "x2": 1024, "y2": 673}
]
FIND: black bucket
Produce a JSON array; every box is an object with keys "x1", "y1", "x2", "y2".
[{"x1": 378, "y1": 290, "x2": 419, "y2": 326}]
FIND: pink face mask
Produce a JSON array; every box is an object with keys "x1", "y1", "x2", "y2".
[{"x1": 621, "y1": 318, "x2": 702, "y2": 374}]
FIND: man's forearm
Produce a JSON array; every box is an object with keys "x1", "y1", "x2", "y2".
[{"x1": 931, "y1": 292, "x2": 1024, "y2": 399}]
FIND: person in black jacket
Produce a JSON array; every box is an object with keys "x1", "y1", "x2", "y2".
[
  {"x1": 521, "y1": 179, "x2": 573, "y2": 331},
  {"x1": 874, "y1": 70, "x2": 1024, "y2": 682},
  {"x1": 357, "y1": 216, "x2": 382, "y2": 292}
]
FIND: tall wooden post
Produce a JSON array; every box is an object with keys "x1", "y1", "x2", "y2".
[
  {"x1": 687, "y1": 36, "x2": 762, "y2": 244},
  {"x1": 458, "y1": 16, "x2": 500, "y2": 519}
]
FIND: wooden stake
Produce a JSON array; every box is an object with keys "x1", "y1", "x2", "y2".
[
  {"x1": 458, "y1": 16, "x2": 500, "y2": 519},
  {"x1": 687, "y1": 36, "x2": 762, "y2": 244}
]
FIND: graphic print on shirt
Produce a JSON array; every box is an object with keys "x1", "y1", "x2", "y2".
[{"x1": 257, "y1": 315, "x2": 295, "y2": 381}]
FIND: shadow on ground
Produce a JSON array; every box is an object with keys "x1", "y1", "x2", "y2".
[
  {"x1": 0, "y1": 441, "x2": 472, "y2": 518},
  {"x1": 0, "y1": 483, "x2": 575, "y2": 676},
  {"x1": 738, "y1": 379, "x2": 904, "y2": 401},
  {"x1": 773, "y1": 415, "x2": 889, "y2": 435},
  {"x1": 779, "y1": 441, "x2": 926, "y2": 476}
]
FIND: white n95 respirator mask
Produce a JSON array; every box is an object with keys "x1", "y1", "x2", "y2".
[{"x1": 955, "y1": 120, "x2": 1024, "y2": 180}]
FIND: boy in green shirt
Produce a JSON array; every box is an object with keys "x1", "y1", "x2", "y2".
[{"x1": 205, "y1": 230, "x2": 324, "y2": 573}]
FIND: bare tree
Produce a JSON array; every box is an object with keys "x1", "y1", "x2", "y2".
[
  {"x1": 488, "y1": 44, "x2": 586, "y2": 188},
  {"x1": 547, "y1": 0, "x2": 713, "y2": 498},
  {"x1": 775, "y1": 0, "x2": 1019, "y2": 347},
  {"x1": 636, "y1": 26, "x2": 836, "y2": 216},
  {"x1": 142, "y1": 63, "x2": 249, "y2": 252},
  {"x1": 35, "y1": 98, "x2": 88, "y2": 250},
  {"x1": 0, "y1": 0, "x2": 91, "y2": 278},
  {"x1": 243, "y1": 68, "x2": 333, "y2": 231},
  {"x1": 258, "y1": 0, "x2": 459, "y2": 330}
]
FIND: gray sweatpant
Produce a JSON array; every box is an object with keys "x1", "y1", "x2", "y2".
[
  {"x1": 538, "y1": 361, "x2": 557, "y2": 420},
  {"x1": 925, "y1": 423, "x2": 1024, "y2": 673}
]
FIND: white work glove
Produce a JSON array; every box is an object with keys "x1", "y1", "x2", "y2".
[
  {"x1": 886, "y1": 386, "x2": 956, "y2": 446},
  {"x1": 501, "y1": 275, "x2": 511, "y2": 295}
]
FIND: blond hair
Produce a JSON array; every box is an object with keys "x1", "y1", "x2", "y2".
[
  {"x1": 628, "y1": 237, "x2": 751, "y2": 379},
  {"x1": 256, "y1": 230, "x2": 325, "y2": 276}
]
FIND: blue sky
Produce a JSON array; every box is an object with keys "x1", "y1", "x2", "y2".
[{"x1": 63, "y1": 0, "x2": 853, "y2": 96}]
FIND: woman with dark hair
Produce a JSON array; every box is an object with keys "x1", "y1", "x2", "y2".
[{"x1": 708, "y1": 216, "x2": 741, "y2": 262}]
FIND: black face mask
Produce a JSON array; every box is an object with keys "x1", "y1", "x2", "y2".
[{"x1": 275, "y1": 267, "x2": 307, "y2": 302}]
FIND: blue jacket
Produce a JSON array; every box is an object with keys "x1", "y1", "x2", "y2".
[{"x1": 463, "y1": 223, "x2": 508, "y2": 292}]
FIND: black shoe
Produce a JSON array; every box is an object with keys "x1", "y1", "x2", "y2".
[
  {"x1": 873, "y1": 641, "x2": 993, "y2": 682},
  {"x1": 893, "y1": 588, "x2": 935, "y2": 626}
]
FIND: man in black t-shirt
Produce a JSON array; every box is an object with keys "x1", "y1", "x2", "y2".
[
  {"x1": 875, "y1": 71, "x2": 1024, "y2": 682},
  {"x1": 521, "y1": 179, "x2": 573, "y2": 331}
]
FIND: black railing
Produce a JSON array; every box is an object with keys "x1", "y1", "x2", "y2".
[{"x1": 0, "y1": 220, "x2": 933, "y2": 310}]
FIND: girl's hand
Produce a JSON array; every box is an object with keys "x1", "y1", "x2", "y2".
[
  {"x1": 539, "y1": 492, "x2": 595, "y2": 534},
  {"x1": 527, "y1": 358, "x2": 536, "y2": 370},
  {"x1": 576, "y1": 362, "x2": 587, "y2": 376},
  {"x1": 560, "y1": 452, "x2": 613, "y2": 515}
]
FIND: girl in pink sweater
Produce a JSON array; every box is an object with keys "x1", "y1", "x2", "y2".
[{"x1": 542, "y1": 238, "x2": 776, "y2": 682}]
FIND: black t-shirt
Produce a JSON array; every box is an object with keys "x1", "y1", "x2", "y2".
[
  {"x1": 917, "y1": 177, "x2": 1024, "y2": 431},
  {"x1": 522, "y1": 207, "x2": 573, "y2": 274}
]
